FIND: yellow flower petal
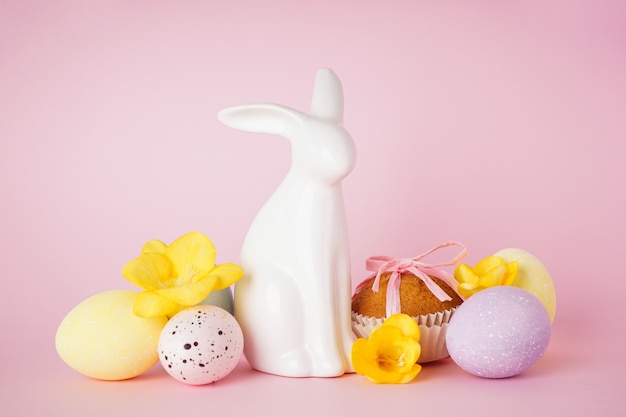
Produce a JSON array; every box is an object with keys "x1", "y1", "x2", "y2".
[
  {"x1": 458, "y1": 284, "x2": 477, "y2": 298},
  {"x1": 165, "y1": 232, "x2": 216, "y2": 282},
  {"x1": 353, "y1": 333, "x2": 400, "y2": 384},
  {"x1": 133, "y1": 290, "x2": 181, "y2": 318},
  {"x1": 154, "y1": 277, "x2": 218, "y2": 306},
  {"x1": 364, "y1": 362, "x2": 402, "y2": 384},
  {"x1": 503, "y1": 261, "x2": 519, "y2": 285},
  {"x1": 122, "y1": 253, "x2": 173, "y2": 291},
  {"x1": 351, "y1": 322, "x2": 421, "y2": 384},
  {"x1": 473, "y1": 256, "x2": 507, "y2": 275},
  {"x1": 396, "y1": 363, "x2": 422, "y2": 384},
  {"x1": 367, "y1": 337, "x2": 420, "y2": 383},
  {"x1": 351, "y1": 338, "x2": 374, "y2": 376},
  {"x1": 375, "y1": 337, "x2": 419, "y2": 373},
  {"x1": 369, "y1": 324, "x2": 403, "y2": 344},
  {"x1": 364, "y1": 332, "x2": 422, "y2": 383},
  {"x1": 204, "y1": 263, "x2": 244, "y2": 287},
  {"x1": 455, "y1": 255, "x2": 519, "y2": 298},
  {"x1": 454, "y1": 264, "x2": 480, "y2": 286},
  {"x1": 124, "y1": 231, "x2": 245, "y2": 318},
  {"x1": 383, "y1": 313, "x2": 420, "y2": 342},
  {"x1": 478, "y1": 264, "x2": 506, "y2": 287},
  {"x1": 142, "y1": 239, "x2": 167, "y2": 254}
]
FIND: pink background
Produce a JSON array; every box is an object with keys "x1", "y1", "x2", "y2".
[{"x1": 1, "y1": 0, "x2": 625, "y2": 415}]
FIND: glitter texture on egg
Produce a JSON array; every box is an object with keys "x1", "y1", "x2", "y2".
[
  {"x1": 158, "y1": 305, "x2": 244, "y2": 385},
  {"x1": 55, "y1": 290, "x2": 167, "y2": 380},
  {"x1": 445, "y1": 286, "x2": 551, "y2": 378}
]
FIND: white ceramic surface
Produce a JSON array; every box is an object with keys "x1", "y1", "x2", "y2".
[{"x1": 218, "y1": 68, "x2": 356, "y2": 377}]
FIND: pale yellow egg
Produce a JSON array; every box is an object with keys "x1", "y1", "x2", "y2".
[
  {"x1": 55, "y1": 290, "x2": 168, "y2": 380},
  {"x1": 493, "y1": 248, "x2": 557, "y2": 323}
]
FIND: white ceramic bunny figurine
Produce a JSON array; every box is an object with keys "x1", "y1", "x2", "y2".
[{"x1": 218, "y1": 68, "x2": 356, "y2": 377}]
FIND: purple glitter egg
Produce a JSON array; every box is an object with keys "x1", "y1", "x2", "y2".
[{"x1": 446, "y1": 286, "x2": 551, "y2": 378}]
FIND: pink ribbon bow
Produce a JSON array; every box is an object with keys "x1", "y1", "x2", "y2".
[{"x1": 363, "y1": 241, "x2": 468, "y2": 318}]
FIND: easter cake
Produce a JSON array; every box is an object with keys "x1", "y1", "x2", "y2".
[
  {"x1": 352, "y1": 273, "x2": 463, "y2": 317},
  {"x1": 351, "y1": 242, "x2": 467, "y2": 363},
  {"x1": 352, "y1": 273, "x2": 463, "y2": 363}
]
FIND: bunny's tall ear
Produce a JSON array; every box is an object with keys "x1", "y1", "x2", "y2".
[
  {"x1": 218, "y1": 103, "x2": 307, "y2": 136},
  {"x1": 310, "y1": 68, "x2": 343, "y2": 123}
]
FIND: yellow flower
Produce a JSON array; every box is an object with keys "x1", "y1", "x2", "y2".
[
  {"x1": 122, "y1": 231, "x2": 243, "y2": 318},
  {"x1": 351, "y1": 313, "x2": 422, "y2": 384},
  {"x1": 454, "y1": 255, "x2": 518, "y2": 298}
]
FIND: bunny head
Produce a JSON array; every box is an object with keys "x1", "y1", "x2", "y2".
[{"x1": 218, "y1": 68, "x2": 356, "y2": 185}]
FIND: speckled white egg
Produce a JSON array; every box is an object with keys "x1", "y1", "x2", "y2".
[{"x1": 158, "y1": 304, "x2": 244, "y2": 385}]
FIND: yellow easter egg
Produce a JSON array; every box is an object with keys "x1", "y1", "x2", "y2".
[
  {"x1": 55, "y1": 290, "x2": 168, "y2": 380},
  {"x1": 493, "y1": 248, "x2": 557, "y2": 323}
]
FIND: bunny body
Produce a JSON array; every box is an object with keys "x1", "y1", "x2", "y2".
[{"x1": 218, "y1": 69, "x2": 356, "y2": 377}]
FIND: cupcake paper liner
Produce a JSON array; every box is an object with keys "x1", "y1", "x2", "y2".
[{"x1": 351, "y1": 308, "x2": 457, "y2": 363}]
